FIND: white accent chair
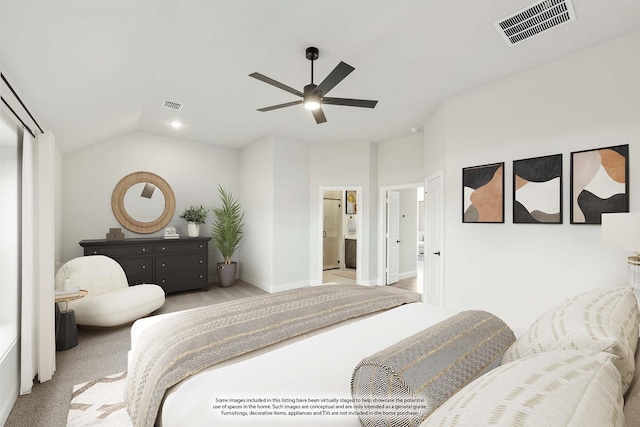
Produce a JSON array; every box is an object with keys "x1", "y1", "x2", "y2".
[{"x1": 55, "y1": 255, "x2": 165, "y2": 327}]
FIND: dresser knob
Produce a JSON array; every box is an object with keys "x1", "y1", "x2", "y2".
[
  {"x1": 142, "y1": 265, "x2": 146, "y2": 269},
  {"x1": 199, "y1": 260, "x2": 203, "y2": 264},
  {"x1": 199, "y1": 245, "x2": 203, "y2": 248},
  {"x1": 162, "y1": 279, "x2": 165, "y2": 283},
  {"x1": 93, "y1": 250, "x2": 97, "y2": 254},
  {"x1": 199, "y1": 275, "x2": 203, "y2": 279},
  {"x1": 162, "y1": 263, "x2": 165, "y2": 267},
  {"x1": 162, "y1": 247, "x2": 165, "y2": 251},
  {"x1": 142, "y1": 248, "x2": 146, "y2": 252}
]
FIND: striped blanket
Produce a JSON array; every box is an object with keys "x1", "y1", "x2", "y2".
[{"x1": 124, "y1": 284, "x2": 420, "y2": 427}]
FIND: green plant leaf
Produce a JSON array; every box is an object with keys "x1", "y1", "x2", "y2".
[
  {"x1": 180, "y1": 205, "x2": 208, "y2": 224},
  {"x1": 210, "y1": 185, "x2": 244, "y2": 263}
]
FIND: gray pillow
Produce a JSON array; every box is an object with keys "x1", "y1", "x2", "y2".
[{"x1": 350, "y1": 310, "x2": 515, "y2": 427}]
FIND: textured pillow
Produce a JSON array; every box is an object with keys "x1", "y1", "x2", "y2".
[
  {"x1": 501, "y1": 286, "x2": 639, "y2": 393},
  {"x1": 422, "y1": 351, "x2": 624, "y2": 427},
  {"x1": 351, "y1": 310, "x2": 515, "y2": 427},
  {"x1": 624, "y1": 337, "x2": 640, "y2": 426}
]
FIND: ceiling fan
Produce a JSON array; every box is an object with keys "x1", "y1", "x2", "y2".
[{"x1": 249, "y1": 47, "x2": 378, "y2": 124}]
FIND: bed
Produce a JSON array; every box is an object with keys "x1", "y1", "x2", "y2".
[
  {"x1": 127, "y1": 286, "x2": 452, "y2": 427},
  {"x1": 127, "y1": 285, "x2": 639, "y2": 427}
]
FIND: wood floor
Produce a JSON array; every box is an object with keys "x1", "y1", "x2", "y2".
[{"x1": 323, "y1": 263, "x2": 423, "y2": 294}]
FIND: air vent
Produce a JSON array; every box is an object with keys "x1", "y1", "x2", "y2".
[
  {"x1": 495, "y1": 0, "x2": 575, "y2": 46},
  {"x1": 162, "y1": 100, "x2": 184, "y2": 111}
]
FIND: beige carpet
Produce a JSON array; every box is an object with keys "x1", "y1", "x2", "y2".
[{"x1": 67, "y1": 371, "x2": 130, "y2": 426}]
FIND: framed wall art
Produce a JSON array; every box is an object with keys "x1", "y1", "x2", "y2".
[
  {"x1": 345, "y1": 190, "x2": 357, "y2": 214},
  {"x1": 570, "y1": 144, "x2": 629, "y2": 224},
  {"x1": 462, "y1": 162, "x2": 504, "y2": 223},
  {"x1": 513, "y1": 154, "x2": 562, "y2": 224}
]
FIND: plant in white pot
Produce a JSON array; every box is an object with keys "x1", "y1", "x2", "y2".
[
  {"x1": 211, "y1": 186, "x2": 244, "y2": 287},
  {"x1": 180, "y1": 205, "x2": 208, "y2": 237}
]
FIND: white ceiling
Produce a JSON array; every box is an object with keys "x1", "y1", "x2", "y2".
[{"x1": 1, "y1": 0, "x2": 639, "y2": 152}]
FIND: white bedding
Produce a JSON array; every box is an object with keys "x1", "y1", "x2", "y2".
[{"x1": 129, "y1": 300, "x2": 452, "y2": 427}]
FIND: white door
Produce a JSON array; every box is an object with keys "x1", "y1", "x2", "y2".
[
  {"x1": 323, "y1": 198, "x2": 341, "y2": 270},
  {"x1": 425, "y1": 172, "x2": 444, "y2": 306},
  {"x1": 386, "y1": 190, "x2": 400, "y2": 285}
]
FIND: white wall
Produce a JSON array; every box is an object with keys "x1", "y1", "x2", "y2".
[
  {"x1": 272, "y1": 136, "x2": 311, "y2": 291},
  {"x1": 367, "y1": 143, "x2": 379, "y2": 281},
  {"x1": 54, "y1": 146, "x2": 63, "y2": 266},
  {"x1": 0, "y1": 113, "x2": 20, "y2": 425},
  {"x1": 399, "y1": 188, "x2": 418, "y2": 278},
  {"x1": 62, "y1": 131, "x2": 240, "y2": 281},
  {"x1": 424, "y1": 33, "x2": 640, "y2": 333},
  {"x1": 239, "y1": 135, "x2": 312, "y2": 293},
  {"x1": 378, "y1": 132, "x2": 424, "y2": 187},
  {"x1": 239, "y1": 136, "x2": 274, "y2": 291},
  {"x1": 309, "y1": 140, "x2": 377, "y2": 284}
]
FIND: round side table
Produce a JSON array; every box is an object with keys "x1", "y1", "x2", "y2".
[{"x1": 55, "y1": 290, "x2": 88, "y2": 351}]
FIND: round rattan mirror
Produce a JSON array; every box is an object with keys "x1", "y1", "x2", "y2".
[{"x1": 111, "y1": 171, "x2": 176, "y2": 233}]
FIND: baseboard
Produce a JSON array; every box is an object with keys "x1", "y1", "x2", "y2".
[{"x1": 0, "y1": 338, "x2": 19, "y2": 426}]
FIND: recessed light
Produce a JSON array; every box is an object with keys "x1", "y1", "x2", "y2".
[{"x1": 170, "y1": 121, "x2": 182, "y2": 129}]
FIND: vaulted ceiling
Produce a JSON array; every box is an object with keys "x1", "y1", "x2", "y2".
[{"x1": 1, "y1": 1, "x2": 639, "y2": 152}]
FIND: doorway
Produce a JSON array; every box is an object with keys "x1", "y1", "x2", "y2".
[
  {"x1": 319, "y1": 186, "x2": 363, "y2": 285},
  {"x1": 378, "y1": 183, "x2": 424, "y2": 293},
  {"x1": 322, "y1": 191, "x2": 341, "y2": 271}
]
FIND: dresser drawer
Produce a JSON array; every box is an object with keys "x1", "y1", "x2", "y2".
[
  {"x1": 154, "y1": 241, "x2": 207, "y2": 254},
  {"x1": 156, "y1": 253, "x2": 207, "y2": 272},
  {"x1": 80, "y1": 237, "x2": 210, "y2": 294},
  {"x1": 156, "y1": 269, "x2": 208, "y2": 292},
  {"x1": 115, "y1": 257, "x2": 153, "y2": 284},
  {"x1": 85, "y1": 245, "x2": 152, "y2": 257}
]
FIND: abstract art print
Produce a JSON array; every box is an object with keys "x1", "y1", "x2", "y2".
[
  {"x1": 345, "y1": 190, "x2": 357, "y2": 214},
  {"x1": 462, "y1": 162, "x2": 504, "y2": 223},
  {"x1": 513, "y1": 154, "x2": 562, "y2": 224},
  {"x1": 571, "y1": 144, "x2": 629, "y2": 224}
]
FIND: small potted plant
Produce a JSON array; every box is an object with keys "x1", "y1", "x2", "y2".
[
  {"x1": 180, "y1": 205, "x2": 208, "y2": 237},
  {"x1": 211, "y1": 186, "x2": 244, "y2": 287}
]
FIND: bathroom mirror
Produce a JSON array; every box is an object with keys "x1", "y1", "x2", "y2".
[{"x1": 111, "y1": 171, "x2": 176, "y2": 233}]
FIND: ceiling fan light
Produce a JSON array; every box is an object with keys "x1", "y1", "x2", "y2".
[{"x1": 304, "y1": 100, "x2": 320, "y2": 110}]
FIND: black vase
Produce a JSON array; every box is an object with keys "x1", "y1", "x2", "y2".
[{"x1": 217, "y1": 262, "x2": 237, "y2": 287}]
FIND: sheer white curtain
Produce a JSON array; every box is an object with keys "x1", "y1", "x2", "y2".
[
  {"x1": 20, "y1": 130, "x2": 56, "y2": 394},
  {"x1": 20, "y1": 131, "x2": 35, "y2": 394}
]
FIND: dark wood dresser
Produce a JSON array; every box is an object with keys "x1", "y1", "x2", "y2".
[{"x1": 79, "y1": 237, "x2": 211, "y2": 293}]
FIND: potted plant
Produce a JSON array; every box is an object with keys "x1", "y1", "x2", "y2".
[
  {"x1": 180, "y1": 205, "x2": 208, "y2": 237},
  {"x1": 211, "y1": 186, "x2": 244, "y2": 287}
]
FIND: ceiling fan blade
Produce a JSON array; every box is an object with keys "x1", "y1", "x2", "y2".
[
  {"x1": 322, "y1": 97, "x2": 378, "y2": 108},
  {"x1": 312, "y1": 107, "x2": 327, "y2": 124},
  {"x1": 313, "y1": 62, "x2": 354, "y2": 96},
  {"x1": 257, "y1": 100, "x2": 303, "y2": 112},
  {"x1": 249, "y1": 72, "x2": 303, "y2": 97}
]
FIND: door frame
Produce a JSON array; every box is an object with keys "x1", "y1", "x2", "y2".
[
  {"x1": 318, "y1": 186, "x2": 363, "y2": 285},
  {"x1": 377, "y1": 182, "x2": 423, "y2": 287}
]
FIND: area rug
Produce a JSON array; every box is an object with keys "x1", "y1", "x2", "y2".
[{"x1": 67, "y1": 371, "x2": 131, "y2": 426}]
